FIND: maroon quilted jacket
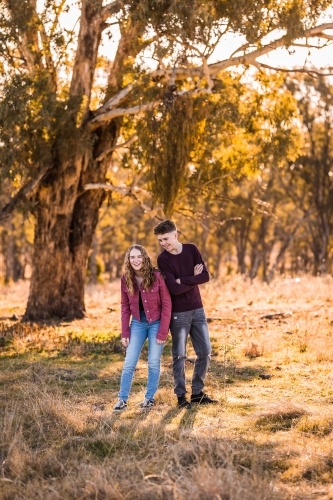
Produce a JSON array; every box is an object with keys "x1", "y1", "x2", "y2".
[{"x1": 121, "y1": 270, "x2": 171, "y2": 341}]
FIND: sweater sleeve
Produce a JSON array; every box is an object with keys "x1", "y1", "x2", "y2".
[
  {"x1": 156, "y1": 275, "x2": 172, "y2": 341},
  {"x1": 157, "y1": 255, "x2": 195, "y2": 296},
  {"x1": 120, "y1": 277, "x2": 131, "y2": 338},
  {"x1": 179, "y1": 246, "x2": 210, "y2": 285}
]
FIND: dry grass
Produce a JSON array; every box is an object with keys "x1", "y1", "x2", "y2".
[
  {"x1": 1, "y1": 275, "x2": 333, "y2": 498},
  {"x1": 254, "y1": 401, "x2": 308, "y2": 431}
]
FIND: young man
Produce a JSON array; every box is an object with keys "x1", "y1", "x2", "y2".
[{"x1": 154, "y1": 219, "x2": 217, "y2": 409}]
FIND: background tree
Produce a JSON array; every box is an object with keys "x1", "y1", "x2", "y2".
[{"x1": 284, "y1": 76, "x2": 333, "y2": 275}]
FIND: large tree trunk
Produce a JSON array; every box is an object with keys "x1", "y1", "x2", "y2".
[
  {"x1": 24, "y1": 157, "x2": 88, "y2": 318},
  {"x1": 24, "y1": 120, "x2": 119, "y2": 320},
  {"x1": 23, "y1": 3, "x2": 143, "y2": 320}
]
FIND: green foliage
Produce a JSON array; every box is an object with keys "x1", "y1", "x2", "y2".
[
  {"x1": 0, "y1": 0, "x2": 36, "y2": 55},
  {"x1": 136, "y1": 90, "x2": 209, "y2": 215},
  {"x1": 0, "y1": 73, "x2": 57, "y2": 181},
  {"x1": 129, "y1": 0, "x2": 332, "y2": 51},
  {"x1": 180, "y1": 72, "x2": 302, "y2": 212},
  {"x1": 0, "y1": 70, "x2": 86, "y2": 187}
]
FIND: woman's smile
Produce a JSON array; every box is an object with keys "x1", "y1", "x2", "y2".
[{"x1": 129, "y1": 249, "x2": 144, "y2": 271}]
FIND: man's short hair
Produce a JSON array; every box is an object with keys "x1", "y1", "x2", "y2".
[{"x1": 153, "y1": 219, "x2": 177, "y2": 235}]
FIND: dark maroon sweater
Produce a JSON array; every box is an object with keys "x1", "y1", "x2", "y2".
[{"x1": 157, "y1": 243, "x2": 209, "y2": 312}]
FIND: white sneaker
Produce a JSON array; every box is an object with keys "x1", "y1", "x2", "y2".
[
  {"x1": 139, "y1": 398, "x2": 154, "y2": 409},
  {"x1": 113, "y1": 399, "x2": 127, "y2": 411}
]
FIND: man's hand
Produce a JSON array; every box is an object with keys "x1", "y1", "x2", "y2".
[
  {"x1": 176, "y1": 264, "x2": 203, "y2": 282},
  {"x1": 121, "y1": 338, "x2": 130, "y2": 347},
  {"x1": 156, "y1": 339, "x2": 165, "y2": 344},
  {"x1": 194, "y1": 264, "x2": 204, "y2": 275}
]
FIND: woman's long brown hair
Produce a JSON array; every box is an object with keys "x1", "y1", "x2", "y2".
[{"x1": 124, "y1": 245, "x2": 156, "y2": 295}]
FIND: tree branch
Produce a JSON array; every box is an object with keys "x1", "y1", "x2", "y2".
[
  {"x1": 39, "y1": 18, "x2": 57, "y2": 89},
  {"x1": 89, "y1": 83, "x2": 217, "y2": 126},
  {"x1": 94, "y1": 84, "x2": 134, "y2": 117},
  {"x1": 229, "y1": 42, "x2": 251, "y2": 58},
  {"x1": 292, "y1": 41, "x2": 333, "y2": 49},
  {"x1": 209, "y1": 23, "x2": 333, "y2": 75},
  {"x1": 83, "y1": 182, "x2": 158, "y2": 216},
  {"x1": 0, "y1": 165, "x2": 51, "y2": 223},
  {"x1": 150, "y1": 22, "x2": 333, "y2": 80},
  {"x1": 252, "y1": 61, "x2": 333, "y2": 77},
  {"x1": 100, "y1": 0, "x2": 123, "y2": 23},
  {"x1": 89, "y1": 101, "x2": 160, "y2": 128},
  {"x1": 4, "y1": 0, "x2": 43, "y2": 74},
  {"x1": 89, "y1": 22, "x2": 333, "y2": 127},
  {"x1": 320, "y1": 33, "x2": 333, "y2": 41},
  {"x1": 49, "y1": 0, "x2": 67, "y2": 37},
  {"x1": 95, "y1": 133, "x2": 138, "y2": 161},
  {"x1": 202, "y1": 57, "x2": 214, "y2": 92},
  {"x1": 69, "y1": 0, "x2": 104, "y2": 108}
]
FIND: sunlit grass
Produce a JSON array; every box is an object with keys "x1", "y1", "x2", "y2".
[{"x1": 1, "y1": 275, "x2": 333, "y2": 498}]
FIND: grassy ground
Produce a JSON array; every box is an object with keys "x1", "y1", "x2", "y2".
[{"x1": 1, "y1": 276, "x2": 333, "y2": 499}]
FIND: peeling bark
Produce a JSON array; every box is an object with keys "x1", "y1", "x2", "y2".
[{"x1": 24, "y1": 150, "x2": 89, "y2": 319}]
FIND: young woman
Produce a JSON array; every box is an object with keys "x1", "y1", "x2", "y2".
[{"x1": 113, "y1": 244, "x2": 172, "y2": 411}]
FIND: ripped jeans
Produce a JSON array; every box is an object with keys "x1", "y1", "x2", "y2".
[{"x1": 169, "y1": 307, "x2": 211, "y2": 396}]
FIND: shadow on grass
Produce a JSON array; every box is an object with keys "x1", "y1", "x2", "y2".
[
  {"x1": 210, "y1": 357, "x2": 272, "y2": 383},
  {"x1": 0, "y1": 319, "x2": 123, "y2": 358},
  {"x1": 160, "y1": 404, "x2": 200, "y2": 431}
]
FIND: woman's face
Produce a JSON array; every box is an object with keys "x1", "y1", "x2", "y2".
[{"x1": 129, "y1": 248, "x2": 144, "y2": 273}]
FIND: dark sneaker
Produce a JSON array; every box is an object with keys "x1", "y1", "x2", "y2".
[
  {"x1": 113, "y1": 398, "x2": 127, "y2": 411},
  {"x1": 190, "y1": 392, "x2": 218, "y2": 405},
  {"x1": 177, "y1": 394, "x2": 192, "y2": 409},
  {"x1": 139, "y1": 398, "x2": 155, "y2": 409}
]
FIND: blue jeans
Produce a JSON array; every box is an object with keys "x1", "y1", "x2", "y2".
[
  {"x1": 119, "y1": 311, "x2": 164, "y2": 401},
  {"x1": 169, "y1": 307, "x2": 211, "y2": 396}
]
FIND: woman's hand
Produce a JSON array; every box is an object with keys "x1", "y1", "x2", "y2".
[
  {"x1": 121, "y1": 338, "x2": 130, "y2": 347},
  {"x1": 156, "y1": 339, "x2": 165, "y2": 345}
]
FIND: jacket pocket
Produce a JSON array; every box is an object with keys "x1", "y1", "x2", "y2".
[{"x1": 147, "y1": 283, "x2": 160, "y2": 293}]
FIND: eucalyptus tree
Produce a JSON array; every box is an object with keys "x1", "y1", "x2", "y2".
[
  {"x1": 0, "y1": 0, "x2": 333, "y2": 319},
  {"x1": 284, "y1": 76, "x2": 333, "y2": 274}
]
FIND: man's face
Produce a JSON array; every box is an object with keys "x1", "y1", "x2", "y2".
[{"x1": 157, "y1": 230, "x2": 179, "y2": 253}]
